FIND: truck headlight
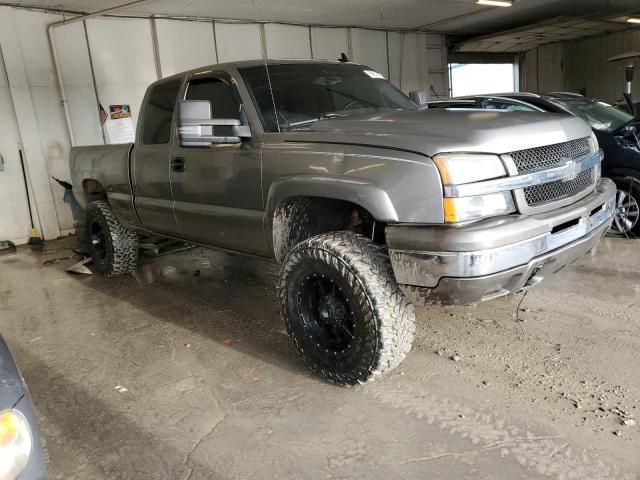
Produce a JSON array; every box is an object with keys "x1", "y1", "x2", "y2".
[
  {"x1": 443, "y1": 192, "x2": 515, "y2": 223},
  {"x1": 433, "y1": 153, "x2": 507, "y2": 185},
  {"x1": 434, "y1": 153, "x2": 514, "y2": 222},
  {"x1": 0, "y1": 410, "x2": 32, "y2": 480}
]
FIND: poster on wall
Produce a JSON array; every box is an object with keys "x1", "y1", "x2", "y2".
[{"x1": 100, "y1": 104, "x2": 135, "y2": 144}]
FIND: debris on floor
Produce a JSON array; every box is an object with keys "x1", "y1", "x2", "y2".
[
  {"x1": 0, "y1": 240, "x2": 16, "y2": 255},
  {"x1": 65, "y1": 257, "x2": 93, "y2": 275},
  {"x1": 139, "y1": 239, "x2": 194, "y2": 257}
]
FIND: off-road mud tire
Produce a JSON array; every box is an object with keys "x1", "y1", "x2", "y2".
[
  {"x1": 85, "y1": 200, "x2": 138, "y2": 277},
  {"x1": 278, "y1": 231, "x2": 415, "y2": 385}
]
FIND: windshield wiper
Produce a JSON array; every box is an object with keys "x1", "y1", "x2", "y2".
[{"x1": 280, "y1": 113, "x2": 347, "y2": 130}]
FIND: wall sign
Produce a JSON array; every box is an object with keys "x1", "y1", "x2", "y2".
[{"x1": 103, "y1": 104, "x2": 135, "y2": 144}]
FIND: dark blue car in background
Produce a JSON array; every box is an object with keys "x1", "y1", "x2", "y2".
[
  {"x1": 0, "y1": 336, "x2": 47, "y2": 480},
  {"x1": 429, "y1": 92, "x2": 640, "y2": 236}
]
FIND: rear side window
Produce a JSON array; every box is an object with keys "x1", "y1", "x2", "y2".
[{"x1": 142, "y1": 79, "x2": 181, "y2": 144}]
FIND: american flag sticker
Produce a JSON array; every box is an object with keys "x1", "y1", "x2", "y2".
[{"x1": 99, "y1": 103, "x2": 108, "y2": 124}]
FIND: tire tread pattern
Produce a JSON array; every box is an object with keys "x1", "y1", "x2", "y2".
[
  {"x1": 86, "y1": 200, "x2": 138, "y2": 277},
  {"x1": 278, "y1": 231, "x2": 415, "y2": 385}
]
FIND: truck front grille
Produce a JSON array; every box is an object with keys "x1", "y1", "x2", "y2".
[
  {"x1": 511, "y1": 137, "x2": 591, "y2": 174},
  {"x1": 509, "y1": 137, "x2": 594, "y2": 209},
  {"x1": 524, "y1": 168, "x2": 594, "y2": 207}
]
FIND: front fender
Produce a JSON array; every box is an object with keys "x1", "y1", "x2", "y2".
[
  {"x1": 264, "y1": 175, "x2": 399, "y2": 257},
  {"x1": 266, "y1": 175, "x2": 399, "y2": 223}
]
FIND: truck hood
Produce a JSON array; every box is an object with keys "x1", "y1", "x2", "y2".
[{"x1": 283, "y1": 109, "x2": 592, "y2": 157}]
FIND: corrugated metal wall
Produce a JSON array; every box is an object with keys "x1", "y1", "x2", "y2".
[
  {"x1": 521, "y1": 43, "x2": 567, "y2": 94},
  {"x1": 564, "y1": 29, "x2": 640, "y2": 103},
  {"x1": 522, "y1": 28, "x2": 640, "y2": 103}
]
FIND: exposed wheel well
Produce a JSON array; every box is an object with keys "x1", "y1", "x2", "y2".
[
  {"x1": 83, "y1": 179, "x2": 107, "y2": 203},
  {"x1": 272, "y1": 196, "x2": 384, "y2": 263}
]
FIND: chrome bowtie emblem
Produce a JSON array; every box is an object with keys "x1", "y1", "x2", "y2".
[{"x1": 562, "y1": 159, "x2": 581, "y2": 183}]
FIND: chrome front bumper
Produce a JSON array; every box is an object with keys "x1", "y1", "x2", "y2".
[{"x1": 388, "y1": 179, "x2": 616, "y2": 305}]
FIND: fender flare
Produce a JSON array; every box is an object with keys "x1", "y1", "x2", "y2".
[{"x1": 265, "y1": 175, "x2": 399, "y2": 252}]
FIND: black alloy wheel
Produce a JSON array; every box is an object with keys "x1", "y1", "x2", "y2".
[
  {"x1": 278, "y1": 231, "x2": 415, "y2": 385},
  {"x1": 89, "y1": 219, "x2": 108, "y2": 260},
  {"x1": 298, "y1": 272, "x2": 356, "y2": 356}
]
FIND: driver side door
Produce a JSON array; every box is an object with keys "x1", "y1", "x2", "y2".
[{"x1": 169, "y1": 72, "x2": 267, "y2": 255}]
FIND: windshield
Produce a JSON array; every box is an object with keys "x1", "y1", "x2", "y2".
[
  {"x1": 550, "y1": 98, "x2": 634, "y2": 133},
  {"x1": 240, "y1": 63, "x2": 417, "y2": 132}
]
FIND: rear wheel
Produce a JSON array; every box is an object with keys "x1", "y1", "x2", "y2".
[
  {"x1": 278, "y1": 231, "x2": 415, "y2": 385},
  {"x1": 610, "y1": 176, "x2": 640, "y2": 237},
  {"x1": 86, "y1": 200, "x2": 139, "y2": 277}
]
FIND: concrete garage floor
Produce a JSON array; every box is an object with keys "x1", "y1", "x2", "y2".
[{"x1": 0, "y1": 235, "x2": 638, "y2": 479}]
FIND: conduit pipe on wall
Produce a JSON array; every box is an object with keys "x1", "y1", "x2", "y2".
[{"x1": 47, "y1": 0, "x2": 152, "y2": 146}]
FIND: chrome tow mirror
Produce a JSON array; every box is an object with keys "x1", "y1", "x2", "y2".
[{"x1": 177, "y1": 100, "x2": 251, "y2": 147}]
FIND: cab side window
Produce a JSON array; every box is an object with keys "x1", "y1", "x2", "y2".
[
  {"x1": 142, "y1": 79, "x2": 181, "y2": 144},
  {"x1": 186, "y1": 77, "x2": 241, "y2": 119},
  {"x1": 186, "y1": 77, "x2": 241, "y2": 136}
]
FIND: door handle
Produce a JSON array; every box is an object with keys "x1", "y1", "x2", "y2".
[{"x1": 171, "y1": 157, "x2": 185, "y2": 172}]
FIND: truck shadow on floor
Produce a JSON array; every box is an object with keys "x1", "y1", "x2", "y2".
[{"x1": 77, "y1": 247, "x2": 314, "y2": 380}]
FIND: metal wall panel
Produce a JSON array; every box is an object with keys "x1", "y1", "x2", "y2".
[
  {"x1": 387, "y1": 31, "x2": 438, "y2": 96},
  {"x1": 350, "y1": 28, "x2": 389, "y2": 78},
  {"x1": 264, "y1": 23, "x2": 311, "y2": 59},
  {"x1": 156, "y1": 19, "x2": 217, "y2": 77},
  {"x1": 387, "y1": 31, "x2": 402, "y2": 88},
  {"x1": 310, "y1": 27, "x2": 348, "y2": 61},
  {"x1": 523, "y1": 29, "x2": 640, "y2": 103},
  {"x1": 564, "y1": 29, "x2": 640, "y2": 102},
  {"x1": 398, "y1": 33, "x2": 427, "y2": 94},
  {"x1": 53, "y1": 21, "x2": 103, "y2": 147},
  {"x1": 215, "y1": 22, "x2": 262, "y2": 62},
  {"x1": 0, "y1": 8, "x2": 72, "y2": 237},
  {"x1": 0, "y1": 44, "x2": 32, "y2": 244},
  {"x1": 86, "y1": 17, "x2": 157, "y2": 123},
  {"x1": 426, "y1": 33, "x2": 449, "y2": 98}
]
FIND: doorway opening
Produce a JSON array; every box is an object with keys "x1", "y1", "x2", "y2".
[{"x1": 449, "y1": 63, "x2": 518, "y2": 97}]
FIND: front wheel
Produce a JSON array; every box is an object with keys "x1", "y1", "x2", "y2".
[
  {"x1": 609, "y1": 177, "x2": 640, "y2": 237},
  {"x1": 278, "y1": 232, "x2": 415, "y2": 385}
]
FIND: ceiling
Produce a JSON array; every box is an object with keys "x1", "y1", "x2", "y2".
[
  {"x1": 457, "y1": 16, "x2": 629, "y2": 52},
  {"x1": 2, "y1": 0, "x2": 639, "y2": 35}
]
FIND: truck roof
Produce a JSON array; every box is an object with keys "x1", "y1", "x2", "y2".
[{"x1": 217, "y1": 58, "x2": 350, "y2": 68}]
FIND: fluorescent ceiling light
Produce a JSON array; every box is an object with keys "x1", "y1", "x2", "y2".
[
  {"x1": 627, "y1": 17, "x2": 640, "y2": 24},
  {"x1": 476, "y1": 0, "x2": 513, "y2": 6}
]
